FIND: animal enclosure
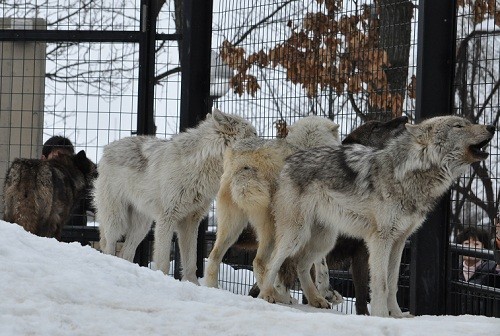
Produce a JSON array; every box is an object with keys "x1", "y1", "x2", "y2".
[{"x1": 0, "y1": 0, "x2": 498, "y2": 317}]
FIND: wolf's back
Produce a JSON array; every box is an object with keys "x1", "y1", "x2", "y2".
[{"x1": 3, "y1": 159, "x2": 54, "y2": 233}]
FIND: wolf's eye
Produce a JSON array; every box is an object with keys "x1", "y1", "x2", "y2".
[{"x1": 453, "y1": 124, "x2": 463, "y2": 128}]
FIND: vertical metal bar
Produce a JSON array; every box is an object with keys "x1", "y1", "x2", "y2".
[
  {"x1": 178, "y1": 0, "x2": 214, "y2": 279},
  {"x1": 410, "y1": 0, "x2": 457, "y2": 316},
  {"x1": 137, "y1": 0, "x2": 157, "y2": 136},
  {"x1": 134, "y1": 0, "x2": 157, "y2": 267}
]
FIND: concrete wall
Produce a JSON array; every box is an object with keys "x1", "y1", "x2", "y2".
[{"x1": 0, "y1": 18, "x2": 46, "y2": 217}]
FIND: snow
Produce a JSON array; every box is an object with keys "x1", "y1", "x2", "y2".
[{"x1": 1, "y1": 221, "x2": 498, "y2": 336}]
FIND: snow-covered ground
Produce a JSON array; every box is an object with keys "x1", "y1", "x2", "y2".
[{"x1": 0, "y1": 220, "x2": 498, "y2": 336}]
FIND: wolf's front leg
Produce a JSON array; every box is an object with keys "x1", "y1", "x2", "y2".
[
  {"x1": 153, "y1": 214, "x2": 176, "y2": 277},
  {"x1": 366, "y1": 236, "x2": 393, "y2": 317},
  {"x1": 386, "y1": 236, "x2": 408, "y2": 318}
]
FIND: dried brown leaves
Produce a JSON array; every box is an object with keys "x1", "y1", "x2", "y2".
[{"x1": 220, "y1": 1, "x2": 412, "y2": 115}]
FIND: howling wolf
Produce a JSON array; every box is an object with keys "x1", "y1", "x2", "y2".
[
  {"x1": 239, "y1": 116, "x2": 409, "y2": 314},
  {"x1": 258, "y1": 116, "x2": 494, "y2": 317},
  {"x1": 3, "y1": 151, "x2": 96, "y2": 240},
  {"x1": 204, "y1": 116, "x2": 341, "y2": 301},
  {"x1": 94, "y1": 109, "x2": 257, "y2": 283}
]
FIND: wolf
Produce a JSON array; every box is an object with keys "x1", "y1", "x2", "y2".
[
  {"x1": 94, "y1": 108, "x2": 257, "y2": 284},
  {"x1": 3, "y1": 150, "x2": 96, "y2": 240},
  {"x1": 258, "y1": 116, "x2": 495, "y2": 317},
  {"x1": 239, "y1": 116, "x2": 409, "y2": 314},
  {"x1": 204, "y1": 116, "x2": 341, "y2": 300}
]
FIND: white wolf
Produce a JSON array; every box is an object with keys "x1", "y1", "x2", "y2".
[
  {"x1": 258, "y1": 116, "x2": 495, "y2": 317},
  {"x1": 204, "y1": 116, "x2": 341, "y2": 302},
  {"x1": 94, "y1": 108, "x2": 257, "y2": 283}
]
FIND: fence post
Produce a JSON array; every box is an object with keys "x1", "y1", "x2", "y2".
[
  {"x1": 410, "y1": 0, "x2": 457, "y2": 316},
  {"x1": 178, "y1": 0, "x2": 214, "y2": 279},
  {"x1": 134, "y1": 0, "x2": 157, "y2": 267}
]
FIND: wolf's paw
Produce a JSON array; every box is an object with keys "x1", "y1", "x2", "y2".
[
  {"x1": 390, "y1": 311, "x2": 413, "y2": 318},
  {"x1": 388, "y1": 305, "x2": 405, "y2": 318},
  {"x1": 325, "y1": 290, "x2": 343, "y2": 306},
  {"x1": 260, "y1": 293, "x2": 277, "y2": 304},
  {"x1": 308, "y1": 296, "x2": 331, "y2": 309},
  {"x1": 259, "y1": 289, "x2": 280, "y2": 304},
  {"x1": 273, "y1": 289, "x2": 296, "y2": 304}
]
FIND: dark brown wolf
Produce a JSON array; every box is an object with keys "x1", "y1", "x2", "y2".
[
  {"x1": 3, "y1": 150, "x2": 96, "y2": 240},
  {"x1": 242, "y1": 116, "x2": 409, "y2": 315}
]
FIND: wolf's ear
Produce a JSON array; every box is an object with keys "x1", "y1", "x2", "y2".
[
  {"x1": 75, "y1": 150, "x2": 87, "y2": 160},
  {"x1": 212, "y1": 109, "x2": 239, "y2": 135},
  {"x1": 330, "y1": 123, "x2": 340, "y2": 133},
  {"x1": 211, "y1": 108, "x2": 229, "y2": 125},
  {"x1": 74, "y1": 150, "x2": 96, "y2": 176}
]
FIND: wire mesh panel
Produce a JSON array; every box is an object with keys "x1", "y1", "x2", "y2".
[
  {"x1": 0, "y1": 1, "x2": 159, "y2": 257},
  {"x1": 449, "y1": 1, "x2": 500, "y2": 317}
]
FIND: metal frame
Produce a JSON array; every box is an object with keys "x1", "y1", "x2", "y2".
[
  {"x1": 410, "y1": 0, "x2": 457, "y2": 316},
  {"x1": 177, "y1": 0, "x2": 214, "y2": 279}
]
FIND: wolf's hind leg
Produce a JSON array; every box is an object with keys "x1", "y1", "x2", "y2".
[
  {"x1": 258, "y1": 219, "x2": 309, "y2": 304},
  {"x1": 297, "y1": 227, "x2": 338, "y2": 309},
  {"x1": 314, "y1": 258, "x2": 343, "y2": 305},
  {"x1": 249, "y1": 210, "x2": 275, "y2": 288},
  {"x1": 119, "y1": 207, "x2": 152, "y2": 262},
  {"x1": 176, "y1": 210, "x2": 210, "y2": 285},
  {"x1": 97, "y1": 199, "x2": 129, "y2": 257},
  {"x1": 205, "y1": 203, "x2": 247, "y2": 288}
]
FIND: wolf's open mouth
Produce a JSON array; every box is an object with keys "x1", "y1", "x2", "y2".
[{"x1": 469, "y1": 138, "x2": 492, "y2": 159}]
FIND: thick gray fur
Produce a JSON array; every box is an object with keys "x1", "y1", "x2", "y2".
[{"x1": 258, "y1": 116, "x2": 495, "y2": 317}]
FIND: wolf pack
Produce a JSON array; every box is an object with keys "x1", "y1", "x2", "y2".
[{"x1": 2, "y1": 108, "x2": 495, "y2": 318}]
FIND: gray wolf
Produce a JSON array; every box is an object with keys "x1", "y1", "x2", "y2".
[
  {"x1": 3, "y1": 150, "x2": 96, "y2": 240},
  {"x1": 242, "y1": 116, "x2": 409, "y2": 314},
  {"x1": 259, "y1": 116, "x2": 494, "y2": 317},
  {"x1": 94, "y1": 108, "x2": 257, "y2": 284},
  {"x1": 204, "y1": 116, "x2": 341, "y2": 301}
]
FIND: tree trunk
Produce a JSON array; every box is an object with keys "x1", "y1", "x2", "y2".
[{"x1": 367, "y1": 0, "x2": 414, "y2": 121}]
